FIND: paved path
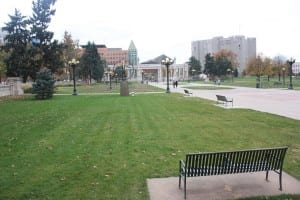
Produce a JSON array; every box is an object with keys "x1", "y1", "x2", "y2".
[
  {"x1": 147, "y1": 171, "x2": 300, "y2": 200},
  {"x1": 148, "y1": 82, "x2": 300, "y2": 120}
]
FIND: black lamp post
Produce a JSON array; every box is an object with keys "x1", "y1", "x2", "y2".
[
  {"x1": 109, "y1": 72, "x2": 112, "y2": 90},
  {"x1": 227, "y1": 68, "x2": 233, "y2": 82},
  {"x1": 122, "y1": 63, "x2": 126, "y2": 81},
  {"x1": 141, "y1": 70, "x2": 144, "y2": 84},
  {"x1": 191, "y1": 69, "x2": 196, "y2": 80},
  {"x1": 161, "y1": 57, "x2": 174, "y2": 93},
  {"x1": 282, "y1": 67, "x2": 286, "y2": 85},
  {"x1": 287, "y1": 58, "x2": 295, "y2": 89},
  {"x1": 115, "y1": 73, "x2": 118, "y2": 85},
  {"x1": 68, "y1": 58, "x2": 79, "y2": 95}
]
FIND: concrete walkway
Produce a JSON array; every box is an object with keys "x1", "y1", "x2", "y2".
[
  {"x1": 147, "y1": 171, "x2": 300, "y2": 200},
  {"x1": 148, "y1": 82, "x2": 300, "y2": 120}
]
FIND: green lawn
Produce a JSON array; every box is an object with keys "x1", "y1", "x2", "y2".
[{"x1": 0, "y1": 93, "x2": 300, "y2": 200}]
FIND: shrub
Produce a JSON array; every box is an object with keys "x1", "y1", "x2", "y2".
[
  {"x1": 22, "y1": 83, "x2": 33, "y2": 93},
  {"x1": 32, "y1": 69, "x2": 56, "y2": 99}
]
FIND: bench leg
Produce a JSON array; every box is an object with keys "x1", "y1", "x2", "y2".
[
  {"x1": 179, "y1": 174, "x2": 181, "y2": 188},
  {"x1": 265, "y1": 170, "x2": 269, "y2": 181},
  {"x1": 184, "y1": 176, "x2": 187, "y2": 199},
  {"x1": 279, "y1": 170, "x2": 283, "y2": 190}
]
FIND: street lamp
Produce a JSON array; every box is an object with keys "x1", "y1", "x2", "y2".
[
  {"x1": 282, "y1": 67, "x2": 286, "y2": 85},
  {"x1": 227, "y1": 68, "x2": 233, "y2": 82},
  {"x1": 287, "y1": 58, "x2": 295, "y2": 89},
  {"x1": 68, "y1": 58, "x2": 79, "y2": 95},
  {"x1": 121, "y1": 61, "x2": 126, "y2": 81},
  {"x1": 161, "y1": 57, "x2": 174, "y2": 93},
  {"x1": 191, "y1": 69, "x2": 196, "y2": 80},
  {"x1": 109, "y1": 71, "x2": 112, "y2": 90},
  {"x1": 115, "y1": 73, "x2": 118, "y2": 85}
]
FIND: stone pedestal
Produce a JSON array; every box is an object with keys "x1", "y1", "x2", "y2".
[
  {"x1": 120, "y1": 81, "x2": 129, "y2": 96},
  {"x1": 7, "y1": 77, "x2": 24, "y2": 96}
]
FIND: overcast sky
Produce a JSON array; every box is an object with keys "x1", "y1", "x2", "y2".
[{"x1": 1, "y1": 0, "x2": 299, "y2": 63}]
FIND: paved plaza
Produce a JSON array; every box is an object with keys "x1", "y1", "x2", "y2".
[
  {"x1": 149, "y1": 82, "x2": 300, "y2": 120},
  {"x1": 148, "y1": 171, "x2": 300, "y2": 200}
]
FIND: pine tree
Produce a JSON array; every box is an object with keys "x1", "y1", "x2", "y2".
[
  {"x1": 2, "y1": 0, "x2": 63, "y2": 82},
  {"x1": 204, "y1": 53, "x2": 216, "y2": 77},
  {"x1": 188, "y1": 56, "x2": 202, "y2": 76},
  {"x1": 2, "y1": 9, "x2": 30, "y2": 79},
  {"x1": 29, "y1": 0, "x2": 63, "y2": 74},
  {"x1": 32, "y1": 69, "x2": 55, "y2": 99},
  {"x1": 80, "y1": 42, "x2": 104, "y2": 83}
]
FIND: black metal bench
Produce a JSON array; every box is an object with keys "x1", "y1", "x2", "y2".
[
  {"x1": 216, "y1": 94, "x2": 233, "y2": 106},
  {"x1": 184, "y1": 89, "x2": 193, "y2": 96},
  {"x1": 179, "y1": 147, "x2": 288, "y2": 199}
]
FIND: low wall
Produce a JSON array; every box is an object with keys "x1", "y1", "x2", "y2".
[
  {"x1": 0, "y1": 77, "x2": 24, "y2": 97},
  {"x1": 0, "y1": 85, "x2": 13, "y2": 97}
]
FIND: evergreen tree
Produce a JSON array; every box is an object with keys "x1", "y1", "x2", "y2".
[
  {"x1": 79, "y1": 42, "x2": 104, "y2": 83},
  {"x1": 188, "y1": 56, "x2": 202, "y2": 77},
  {"x1": 2, "y1": 9, "x2": 30, "y2": 79},
  {"x1": 29, "y1": 0, "x2": 63, "y2": 75},
  {"x1": 204, "y1": 53, "x2": 216, "y2": 77},
  {"x1": 32, "y1": 69, "x2": 55, "y2": 99},
  {"x1": 2, "y1": 0, "x2": 63, "y2": 82},
  {"x1": 215, "y1": 56, "x2": 232, "y2": 77}
]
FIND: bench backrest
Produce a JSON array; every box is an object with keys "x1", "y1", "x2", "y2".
[
  {"x1": 184, "y1": 147, "x2": 288, "y2": 177},
  {"x1": 216, "y1": 95, "x2": 228, "y2": 101}
]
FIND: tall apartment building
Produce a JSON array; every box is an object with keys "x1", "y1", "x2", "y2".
[
  {"x1": 128, "y1": 40, "x2": 138, "y2": 66},
  {"x1": 192, "y1": 35, "x2": 256, "y2": 74}
]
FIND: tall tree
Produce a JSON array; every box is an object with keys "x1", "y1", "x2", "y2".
[
  {"x1": 2, "y1": 9, "x2": 30, "y2": 79},
  {"x1": 263, "y1": 57, "x2": 273, "y2": 81},
  {"x1": 29, "y1": 0, "x2": 63, "y2": 74},
  {"x1": 273, "y1": 56, "x2": 286, "y2": 81},
  {"x1": 204, "y1": 53, "x2": 216, "y2": 78},
  {"x1": 62, "y1": 31, "x2": 80, "y2": 80},
  {"x1": 245, "y1": 54, "x2": 264, "y2": 83},
  {"x1": 215, "y1": 56, "x2": 232, "y2": 77},
  {"x1": 2, "y1": 0, "x2": 63, "y2": 82},
  {"x1": 214, "y1": 49, "x2": 238, "y2": 68},
  {"x1": 188, "y1": 56, "x2": 202, "y2": 78},
  {"x1": 80, "y1": 42, "x2": 104, "y2": 83}
]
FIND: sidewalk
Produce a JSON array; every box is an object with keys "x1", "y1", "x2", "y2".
[
  {"x1": 147, "y1": 171, "x2": 300, "y2": 200},
  {"x1": 148, "y1": 82, "x2": 300, "y2": 120}
]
